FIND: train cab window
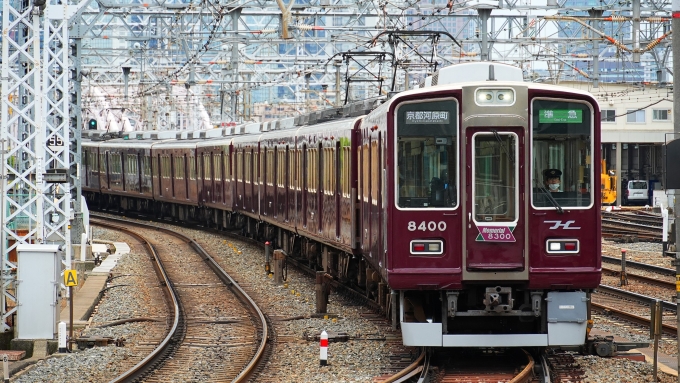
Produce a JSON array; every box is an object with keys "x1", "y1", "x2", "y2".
[
  {"x1": 395, "y1": 99, "x2": 458, "y2": 209},
  {"x1": 531, "y1": 99, "x2": 593, "y2": 209},
  {"x1": 472, "y1": 133, "x2": 518, "y2": 223}
]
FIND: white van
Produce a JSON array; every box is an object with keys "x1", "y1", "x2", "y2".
[{"x1": 625, "y1": 180, "x2": 649, "y2": 205}]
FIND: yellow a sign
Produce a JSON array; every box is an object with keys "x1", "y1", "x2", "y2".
[{"x1": 64, "y1": 270, "x2": 78, "y2": 287}]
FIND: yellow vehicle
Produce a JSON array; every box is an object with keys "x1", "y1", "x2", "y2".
[{"x1": 601, "y1": 160, "x2": 617, "y2": 205}]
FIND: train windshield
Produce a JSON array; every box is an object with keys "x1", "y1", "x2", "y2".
[
  {"x1": 395, "y1": 99, "x2": 458, "y2": 209},
  {"x1": 531, "y1": 99, "x2": 593, "y2": 208},
  {"x1": 472, "y1": 132, "x2": 518, "y2": 222}
]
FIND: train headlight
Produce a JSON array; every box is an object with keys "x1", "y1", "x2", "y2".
[
  {"x1": 477, "y1": 90, "x2": 495, "y2": 104},
  {"x1": 475, "y1": 88, "x2": 515, "y2": 106}
]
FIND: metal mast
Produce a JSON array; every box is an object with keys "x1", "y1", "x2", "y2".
[{"x1": 1, "y1": 0, "x2": 73, "y2": 330}]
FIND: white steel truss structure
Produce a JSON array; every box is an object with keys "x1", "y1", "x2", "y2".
[
  {"x1": 1, "y1": 1, "x2": 72, "y2": 331},
  {"x1": 64, "y1": 0, "x2": 675, "y2": 129}
]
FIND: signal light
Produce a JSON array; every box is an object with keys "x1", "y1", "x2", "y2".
[{"x1": 88, "y1": 118, "x2": 97, "y2": 130}]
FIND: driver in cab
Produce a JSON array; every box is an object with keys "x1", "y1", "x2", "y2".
[{"x1": 544, "y1": 169, "x2": 562, "y2": 192}]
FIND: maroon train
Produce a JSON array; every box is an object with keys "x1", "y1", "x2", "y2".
[{"x1": 83, "y1": 62, "x2": 601, "y2": 348}]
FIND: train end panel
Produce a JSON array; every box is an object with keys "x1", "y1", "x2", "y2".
[{"x1": 378, "y1": 66, "x2": 601, "y2": 348}]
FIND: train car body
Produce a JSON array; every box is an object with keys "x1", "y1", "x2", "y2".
[
  {"x1": 83, "y1": 62, "x2": 601, "y2": 349},
  {"x1": 196, "y1": 137, "x2": 234, "y2": 214},
  {"x1": 96, "y1": 139, "x2": 155, "y2": 208},
  {"x1": 371, "y1": 63, "x2": 601, "y2": 347},
  {"x1": 293, "y1": 119, "x2": 360, "y2": 252},
  {"x1": 82, "y1": 140, "x2": 101, "y2": 193}
]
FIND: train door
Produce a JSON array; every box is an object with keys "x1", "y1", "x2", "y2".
[
  {"x1": 335, "y1": 141, "x2": 341, "y2": 239},
  {"x1": 210, "y1": 152, "x2": 215, "y2": 204},
  {"x1": 464, "y1": 128, "x2": 525, "y2": 272},
  {"x1": 284, "y1": 145, "x2": 289, "y2": 221},
  {"x1": 137, "y1": 153, "x2": 142, "y2": 193},
  {"x1": 316, "y1": 142, "x2": 322, "y2": 233},
  {"x1": 171, "y1": 154, "x2": 176, "y2": 198},
  {"x1": 105, "y1": 151, "x2": 111, "y2": 190},
  {"x1": 273, "y1": 146, "x2": 278, "y2": 218},
  {"x1": 302, "y1": 144, "x2": 308, "y2": 227},
  {"x1": 84, "y1": 149, "x2": 91, "y2": 188},
  {"x1": 184, "y1": 154, "x2": 189, "y2": 199},
  {"x1": 157, "y1": 154, "x2": 163, "y2": 197}
]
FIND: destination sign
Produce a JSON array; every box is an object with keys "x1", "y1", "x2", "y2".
[
  {"x1": 539, "y1": 109, "x2": 583, "y2": 124},
  {"x1": 405, "y1": 111, "x2": 450, "y2": 124}
]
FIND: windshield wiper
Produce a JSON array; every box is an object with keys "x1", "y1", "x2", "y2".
[
  {"x1": 491, "y1": 129, "x2": 514, "y2": 165},
  {"x1": 536, "y1": 181, "x2": 564, "y2": 214}
]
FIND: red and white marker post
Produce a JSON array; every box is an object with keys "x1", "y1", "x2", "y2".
[{"x1": 320, "y1": 330, "x2": 328, "y2": 366}]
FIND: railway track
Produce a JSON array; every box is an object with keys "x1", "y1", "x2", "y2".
[
  {"x1": 374, "y1": 346, "x2": 590, "y2": 382},
  {"x1": 92, "y1": 215, "x2": 269, "y2": 383},
  {"x1": 601, "y1": 210, "x2": 663, "y2": 242},
  {"x1": 86, "y1": 212, "x2": 632, "y2": 382},
  {"x1": 93, "y1": 212, "x2": 426, "y2": 382}
]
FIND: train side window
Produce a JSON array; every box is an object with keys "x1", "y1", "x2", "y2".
[
  {"x1": 531, "y1": 99, "x2": 594, "y2": 209},
  {"x1": 395, "y1": 99, "x2": 458, "y2": 209},
  {"x1": 213, "y1": 153, "x2": 220, "y2": 182},
  {"x1": 188, "y1": 155, "x2": 195, "y2": 180},
  {"x1": 245, "y1": 151, "x2": 251, "y2": 184},
  {"x1": 175, "y1": 156, "x2": 184, "y2": 180}
]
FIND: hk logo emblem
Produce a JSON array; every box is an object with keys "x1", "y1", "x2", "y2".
[{"x1": 544, "y1": 220, "x2": 580, "y2": 230}]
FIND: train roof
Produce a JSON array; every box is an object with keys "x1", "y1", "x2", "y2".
[
  {"x1": 295, "y1": 117, "x2": 360, "y2": 135},
  {"x1": 419, "y1": 62, "x2": 524, "y2": 87},
  {"x1": 385, "y1": 78, "x2": 597, "y2": 110},
  {"x1": 151, "y1": 139, "x2": 203, "y2": 149},
  {"x1": 97, "y1": 138, "x2": 158, "y2": 149}
]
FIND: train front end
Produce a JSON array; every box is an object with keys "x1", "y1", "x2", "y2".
[{"x1": 385, "y1": 63, "x2": 601, "y2": 348}]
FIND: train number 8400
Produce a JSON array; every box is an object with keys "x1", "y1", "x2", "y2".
[{"x1": 407, "y1": 221, "x2": 447, "y2": 232}]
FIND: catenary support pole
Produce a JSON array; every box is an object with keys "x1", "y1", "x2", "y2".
[{"x1": 673, "y1": 1, "x2": 680, "y2": 379}]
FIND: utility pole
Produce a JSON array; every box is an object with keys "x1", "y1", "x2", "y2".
[{"x1": 673, "y1": 0, "x2": 680, "y2": 380}]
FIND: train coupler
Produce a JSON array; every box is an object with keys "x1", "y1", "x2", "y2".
[{"x1": 585, "y1": 335, "x2": 649, "y2": 357}]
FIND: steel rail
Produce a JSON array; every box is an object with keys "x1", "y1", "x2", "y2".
[
  {"x1": 591, "y1": 301, "x2": 678, "y2": 336},
  {"x1": 602, "y1": 218, "x2": 661, "y2": 231},
  {"x1": 509, "y1": 350, "x2": 535, "y2": 383},
  {"x1": 93, "y1": 214, "x2": 269, "y2": 383},
  {"x1": 596, "y1": 284, "x2": 676, "y2": 312},
  {"x1": 602, "y1": 255, "x2": 675, "y2": 276},
  {"x1": 93, "y1": 219, "x2": 182, "y2": 383},
  {"x1": 380, "y1": 347, "x2": 426, "y2": 383},
  {"x1": 601, "y1": 266, "x2": 675, "y2": 288}
]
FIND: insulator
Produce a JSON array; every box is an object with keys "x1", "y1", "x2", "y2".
[
  {"x1": 645, "y1": 39, "x2": 662, "y2": 50},
  {"x1": 646, "y1": 17, "x2": 668, "y2": 23},
  {"x1": 572, "y1": 53, "x2": 589, "y2": 58},
  {"x1": 297, "y1": 24, "x2": 313, "y2": 31},
  {"x1": 608, "y1": 16, "x2": 626, "y2": 22}
]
